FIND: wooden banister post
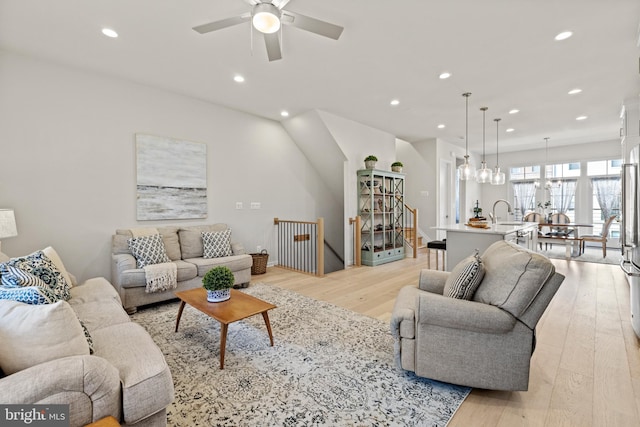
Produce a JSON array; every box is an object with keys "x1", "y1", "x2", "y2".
[
  {"x1": 317, "y1": 217, "x2": 324, "y2": 277},
  {"x1": 413, "y1": 209, "x2": 418, "y2": 259}
]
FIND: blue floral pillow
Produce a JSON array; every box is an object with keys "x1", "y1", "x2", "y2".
[{"x1": 0, "y1": 251, "x2": 71, "y2": 303}]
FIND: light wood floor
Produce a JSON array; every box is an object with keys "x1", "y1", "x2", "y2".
[{"x1": 252, "y1": 249, "x2": 640, "y2": 426}]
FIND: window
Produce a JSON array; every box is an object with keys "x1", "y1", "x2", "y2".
[
  {"x1": 546, "y1": 162, "x2": 581, "y2": 179},
  {"x1": 509, "y1": 166, "x2": 540, "y2": 181},
  {"x1": 512, "y1": 181, "x2": 537, "y2": 220},
  {"x1": 509, "y1": 166, "x2": 540, "y2": 220},
  {"x1": 587, "y1": 159, "x2": 622, "y2": 176},
  {"x1": 587, "y1": 159, "x2": 621, "y2": 236}
]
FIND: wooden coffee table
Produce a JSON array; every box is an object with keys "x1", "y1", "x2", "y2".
[{"x1": 174, "y1": 288, "x2": 276, "y2": 369}]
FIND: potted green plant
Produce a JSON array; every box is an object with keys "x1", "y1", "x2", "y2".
[
  {"x1": 391, "y1": 161, "x2": 403, "y2": 172},
  {"x1": 202, "y1": 266, "x2": 235, "y2": 302},
  {"x1": 364, "y1": 155, "x2": 378, "y2": 169}
]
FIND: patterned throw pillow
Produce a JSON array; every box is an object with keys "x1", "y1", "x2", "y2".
[
  {"x1": 0, "y1": 264, "x2": 58, "y2": 304},
  {"x1": 202, "y1": 229, "x2": 233, "y2": 258},
  {"x1": 0, "y1": 285, "x2": 57, "y2": 305},
  {"x1": 0, "y1": 251, "x2": 71, "y2": 302},
  {"x1": 128, "y1": 233, "x2": 171, "y2": 268},
  {"x1": 443, "y1": 249, "x2": 485, "y2": 300}
]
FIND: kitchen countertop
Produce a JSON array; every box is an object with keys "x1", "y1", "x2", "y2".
[{"x1": 434, "y1": 222, "x2": 538, "y2": 235}]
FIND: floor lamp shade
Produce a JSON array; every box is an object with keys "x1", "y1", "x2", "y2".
[{"x1": 0, "y1": 209, "x2": 18, "y2": 239}]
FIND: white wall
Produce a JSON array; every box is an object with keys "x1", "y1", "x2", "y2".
[
  {"x1": 314, "y1": 111, "x2": 397, "y2": 265},
  {"x1": 0, "y1": 51, "x2": 334, "y2": 282}
]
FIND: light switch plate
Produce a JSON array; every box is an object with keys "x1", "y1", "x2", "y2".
[{"x1": 235, "y1": 202, "x2": 243, "y2": 209}]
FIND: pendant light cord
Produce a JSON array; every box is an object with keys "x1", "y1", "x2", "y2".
[
  {"x1": 463, "y1": 93, "x2": 471, "y2": 158},
  {"x1": 480, "y1": 107, "x2": 488, "y2": 162},
  {"x1": 494, "y1": 118, "x2": 501, "y2": 167}
]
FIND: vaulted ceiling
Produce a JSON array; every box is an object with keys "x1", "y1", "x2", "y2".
[{"x1": 1, "y1": 0, "x2": 639, "y2": 153}]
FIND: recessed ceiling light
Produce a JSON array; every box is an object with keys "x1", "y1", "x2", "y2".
[
  {"x1": 390, "y1": 99, "x2": 400, "y2": 106},
  {"x1": 576, "y1": 115, "x2": 588, "y2": 121},
  {"x1": 101, "y1": 28, "x2": 118, "y2": 38},
  {"x1": 506, "y1": 128, "x2": 515, "y2": 133},
  {"x1": 439, "y1": 72, "x2": 451, "y2": 79},
  {"x1": 280, "y1": 110, "x2": 289, "y2": 117},
  {"x1": 568, "y1": 88, "x2": 582, "y2": 95},
  {"x1": 508, "y1": 109, "x2": 519, "y2": 115},
  {"x1": 437, "y1": 124, "x2": 445, "y2": 129},
  {"x1": 233, "y1": 75, "x2": 245, "y2": 83},
  {"x1": 554, "y1": 31, "x2": 573, "y2": 41}
]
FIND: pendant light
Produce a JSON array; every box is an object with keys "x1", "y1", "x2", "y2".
[
  {"x1": 491, "y1": 118, "x2": 505, "y2": 185},
  {"x1": 458, "y1": 92, "x2": 475, "y2": 181},
  {"x1": 475, "y1": 106, "x2": 493, "y2": 183},
  {"x1": 544, "y1": 137, "x2": 553, "y2": 189}
]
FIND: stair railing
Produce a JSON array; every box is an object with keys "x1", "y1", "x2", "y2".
[
  {"x1": 403, "y1": 203, "x2": 419, "y2": 259},
  {"x1": 349, "y1": 216, "x2": 361, "y2": 266},
  {"x1": 273, "y1": 217, "x2": 324, "y2": 276}
]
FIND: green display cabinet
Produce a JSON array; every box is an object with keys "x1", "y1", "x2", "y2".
[{"x1": 357, "y1": 169, "x2": 405, "y2": 266}]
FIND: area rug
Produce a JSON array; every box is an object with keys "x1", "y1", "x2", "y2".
[
  {"x1": 538, "y1": 244, "x2": 621, "y2": 265},
  {"x1": 131, "y1": 283, "x2": 471, "y2": 426}
]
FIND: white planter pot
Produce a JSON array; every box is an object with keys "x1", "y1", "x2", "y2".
[
  {"x1": 206, "y1": 288, "x2": 231, "y2": 303},
  {"x1": 365, "y1": 160, "x2": 376, "y2": 169},
  {"x1": 392, "y1": 166, "x2": 403, "y2": 172}
]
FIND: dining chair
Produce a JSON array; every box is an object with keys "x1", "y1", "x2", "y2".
[
  {"x1": 522, "y1": 212, "x2": 543, "y2": 248},
  {"x1": 580, "y1": 215, "x2": 617, "y2": 257}
]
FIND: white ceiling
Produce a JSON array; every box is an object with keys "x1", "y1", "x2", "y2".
[{"x1": 1, "y1": 0, "x2": 639, "y2": 153}]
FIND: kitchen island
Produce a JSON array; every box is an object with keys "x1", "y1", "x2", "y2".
[{"x1": 433, "y1": 222, "x2": 538, "y2": 271}]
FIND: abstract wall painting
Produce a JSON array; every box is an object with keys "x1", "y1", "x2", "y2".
[{"x1": 136, "y1": 134, "x2": 207, "y2": 220}]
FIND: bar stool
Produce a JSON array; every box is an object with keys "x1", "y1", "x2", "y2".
[{"x1": 427, "y1": 239, "x2": 446, "y2": 270}]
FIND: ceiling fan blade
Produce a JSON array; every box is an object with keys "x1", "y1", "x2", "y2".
[
  {"x1": 272, "y1": 0, "x2": 291, "y2": 8},
  {"x1": 193, "y1": 14, "x2": 250, "y2": 34},
  {"x1": 283, "y1": 11, "x2": 343, "y2": 40},
  {"x1": 264, "y1": 33, "x2": 282, "y2": 61}
]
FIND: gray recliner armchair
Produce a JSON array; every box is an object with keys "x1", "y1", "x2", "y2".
[{"x1": 391, "y1": 240, "x2": 564, "y2": 391}]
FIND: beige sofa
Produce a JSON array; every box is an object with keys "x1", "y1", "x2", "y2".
[
  {"x1": 391, "y1": 240, "x2": 564, "y2": 391},
  {"x1": 111, "y1": 224, "x2": 253, "y2": 313},
  {"x1": 0, "y1": 272, "x2": 174, "y2": 426}
]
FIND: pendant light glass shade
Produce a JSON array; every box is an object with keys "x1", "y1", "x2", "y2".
[
  {"x1": 458, "y1": 92, "x2": 475, "y2": 181},
  {"x1": 491, "y1": 118, "x2": 505, "y2": 185},
  {"x1": 476, "y1": 106, "x2": 493, "y2": 183}
]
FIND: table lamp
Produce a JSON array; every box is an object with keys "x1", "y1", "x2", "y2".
[{"x1": 0, "y1": 209, "x2": 18, "y2": 252}]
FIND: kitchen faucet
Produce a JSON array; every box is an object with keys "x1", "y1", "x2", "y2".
[{"x1": 491, "y1": 199, "x2": 513, "y2": 224}]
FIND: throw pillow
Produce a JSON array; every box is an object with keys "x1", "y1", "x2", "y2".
[
  {"x1": 0, "y1": 285, "x2": 57, "y2": 305},
  {"x1": 128, "y1": 233, "x2": 171, "y2": 268},
  {"x1": 0, "y1": 300, "x2": 90, "y2": 375},
  {"x1": 0, "y1": 264, "x2": 58, "y2": 304},
  {"x1": 1, "y1": 250, "x2": 71, "y2": 302},
  {"x1": 443, "y1": 249, "x2": 485, "y2": 300},
  {"x1": 202, "y1": 229, "x2": 233, "y2": 258},
  {"x1": 42, "y1": 246, "x2": 74, "y2": 288}
]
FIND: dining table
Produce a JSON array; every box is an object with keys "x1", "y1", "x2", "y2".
[{"x1": 537, "y1": 223, "x2": 594, "y2": 257}]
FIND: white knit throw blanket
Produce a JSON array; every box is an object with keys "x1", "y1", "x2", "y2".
[{"x1": 143, "y1": 262, "x2": 177, "y2": 293}]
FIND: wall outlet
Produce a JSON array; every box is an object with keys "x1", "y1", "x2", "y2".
[
  {"x1": 256, "y1": 245, "x2": 262, "y2": 252},
  {"x1": 250, "y1": 202, "x2": 261, "y2": 209},
  {"x1": 235, "y1": 202, "x2": 243, "y2": 209}
]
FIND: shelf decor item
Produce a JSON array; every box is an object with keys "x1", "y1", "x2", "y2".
[
  {"x1": 364, "y1": 155, "x2": 378, "y2": 169},
  {"x1": 202, "y1": 266, "x2": 235, "y2": 302},
  {"x1": 391, "y1": 161, "x2": 403, "y2": 172}
]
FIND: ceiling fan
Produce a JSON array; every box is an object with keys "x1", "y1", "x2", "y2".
[{"x1": 192, "y1": 0, "x2": 344, "y2": 61}]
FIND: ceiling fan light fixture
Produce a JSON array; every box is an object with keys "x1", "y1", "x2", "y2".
[{"x1": 252, "y1": 3, "x2": 281, "y2": 34}]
